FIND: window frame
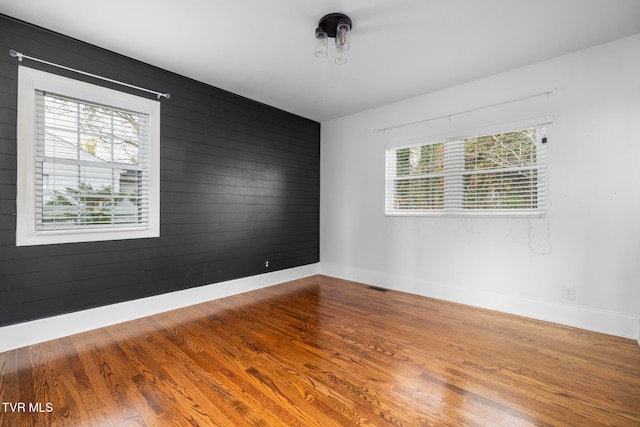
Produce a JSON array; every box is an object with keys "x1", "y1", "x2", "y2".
[
  {"x1": 16, "y1": 66, "x2": 160, "y2": 246},
  {"x1": 385, "y1": 125, "x2": 547, "y2": 218}
]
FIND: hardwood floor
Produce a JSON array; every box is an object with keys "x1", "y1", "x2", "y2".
[{"x1": 1, "y1": 275, "x2": 639, "y2": 426}]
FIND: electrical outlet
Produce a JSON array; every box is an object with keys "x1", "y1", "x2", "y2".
[
  {"x1": 264, "y1": 260, "x2": 269, "y2": 268},
  {"x1": 562, "y1": 286, "x2": 576, "y2": 300}
]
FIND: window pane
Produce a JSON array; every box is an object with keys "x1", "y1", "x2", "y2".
[
  {"x1": 464, "y1": 170, "x2": 538, "y2": 209},
  {"x1": 113, "y1": 139, "x2": 140, "y2": 165},
  {"x1": 42, "y1": 182, "x2": 116, "y2": 229},
  {"x1": 394, "y1": 176, "x2": 444, "y2": 210},
  {"x1": 80, "y1": 134, "x2": 111, "y2": 162},
  {"x1": 44, "y1": 96, "x2": 78, "y2": 132},
  {"x1": 465, "y1": 128, "x2": 537, "y2": 171},
  {"x1": 79, "y1": 105, "x2": 112, "y2": 136},
  {"x1": 112, "y1": 111, "x2": 141, "y2": 140},
  {"x1": 40, "y1": 163, "x2": 143, "y2": 229},
  {"x1": 463, "y1": 128, "x2": 540, "y2": 211},
  {"x1": 44, "y1": 129, "x2": 80, "y2": 160},
  {"x1": 396, "y1": 143, "x2": 444, "y2": 177}
]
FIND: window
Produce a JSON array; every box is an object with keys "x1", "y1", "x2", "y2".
[
  {"x1": 385, "y1": 126, "x2": 546, "y2": 216},
  {"x1": 16, "y1": 67, "x2": 160, "y2": 245}
]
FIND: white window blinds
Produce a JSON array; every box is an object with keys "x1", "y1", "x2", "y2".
[
  {"x1": 385, "y1": 126, "x2": 546, "y2": 216},
  {"x1": 34, "y1": 90, "x2": 150, "y2": 231}
]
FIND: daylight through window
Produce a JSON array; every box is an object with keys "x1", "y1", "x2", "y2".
[
  {"x1": 37, "y1": 92, "x2": 149, "y2": 230},
  {"x1": 385, "y1": 127, "x2": 546, "y2": 216},
  {"x1": 16, "y1": 66, "x2": 160, "y2": 246}
]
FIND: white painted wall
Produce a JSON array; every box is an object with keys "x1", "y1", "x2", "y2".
[{"x1": 319, "y1": 35, "x2": 640, "y2": 339}]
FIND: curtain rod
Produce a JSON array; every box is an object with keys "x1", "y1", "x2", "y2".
[
  {"x1": 9, "y1": 49, "x2": 170, "y2": 100},
  {"x1": 374, "y1": 88, "x2": 556, "y2": 133}
]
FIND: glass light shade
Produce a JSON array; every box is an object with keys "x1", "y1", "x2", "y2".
[
  {"x1": 335, "y1": 21, "x2": 350, "y2": 52},
  {"x1": 334, "y1": 49, "x2": 347, "y2": 65},
  {"x1": 315, "y1": 28, "x2": 328, "y2": 58}
]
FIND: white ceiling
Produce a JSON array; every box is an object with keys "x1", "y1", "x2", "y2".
[{"x1": 2, "y1": 0, "x2": 640, "y2": 122}]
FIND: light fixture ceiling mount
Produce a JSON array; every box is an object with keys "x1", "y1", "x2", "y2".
[{"x1": 315, "y1": 13, "x2": 352, "y2": 65}]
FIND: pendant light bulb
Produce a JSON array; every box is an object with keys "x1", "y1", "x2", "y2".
[
  {"x1": 335, "y1": 19, "x2": 351, "y2": 52},
  {"x1": 315, "y1": 27, "x2": 328, "y2": 58}
]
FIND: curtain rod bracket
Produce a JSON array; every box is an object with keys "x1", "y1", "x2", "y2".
[
  {"x1": 9, "y1": 49, "x2": 22, "y2": 61},
  {"x1": 9, "y1": 49, "x2": 170, "y2": 100}
]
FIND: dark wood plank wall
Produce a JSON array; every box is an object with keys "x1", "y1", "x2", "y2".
[{"x1": 0, "y1": 15, "x2": 320, "y2": 326}]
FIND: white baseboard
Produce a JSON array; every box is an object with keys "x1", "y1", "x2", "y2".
[
  {"x1": 319, "y1": 263, "x2": 640, "y2": 341},
  {"x1": 3, "y1": 262, "x2": 637, "y2": 353},
  {"x1": 0, "y1": 264, "x2": 319, "y2": 353}
]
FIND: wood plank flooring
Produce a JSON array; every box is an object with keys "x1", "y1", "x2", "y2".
[{"x1": 1, "y1": 275, "x2": 639, "y2": 426}]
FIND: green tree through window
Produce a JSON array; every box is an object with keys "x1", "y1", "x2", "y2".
[{"x1": 386, "y1": 127, "x2": 546, "y2": 216}]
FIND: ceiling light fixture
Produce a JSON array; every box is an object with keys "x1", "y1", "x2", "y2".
[{"x1": 315, "y1": 13, "x2": 352, "y2": 65}]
